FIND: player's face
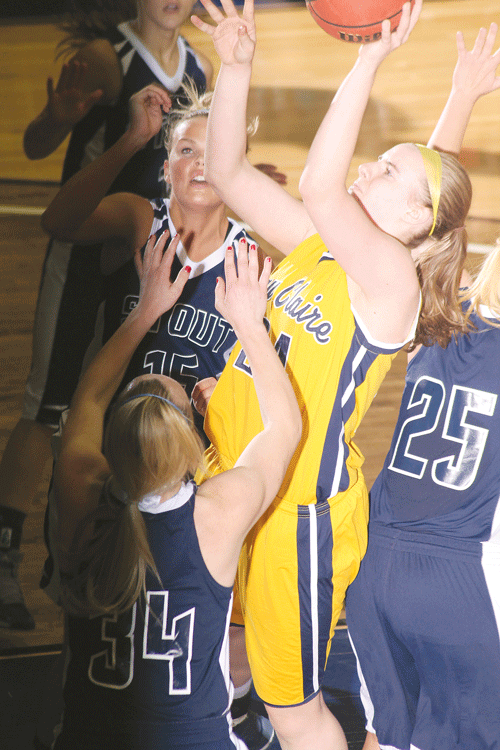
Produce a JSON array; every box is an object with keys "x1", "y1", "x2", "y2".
[
  {"x1": 165, "y1": 117, "x2": 223, "y2": 211},
  {"x1": 349, "y1": 143, "x2": 431, "y2": 241},
  {"x1": 137, "y1": 0, "x2": 197, "y2": 31}
]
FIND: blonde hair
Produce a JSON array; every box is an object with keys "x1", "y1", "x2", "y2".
[
  {"x1": 407, "y1": 150, "x2": 473, "y2": 349},
  {"x1": 461, "y1": 241, "x2": 500, "y2": 324},
  {"x1": 62, "y1": 377, "x2": 204, "y2": 618},
  {"x1": 164, "y1": 78, "x2": 258, "y2": 156}
]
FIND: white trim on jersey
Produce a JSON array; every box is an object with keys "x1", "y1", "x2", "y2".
[
  {"x1": 481, "y1": 541, "x2": 500, "y2": 648},
  {"x1": 151, "y1": 200, "x2": 248, "y2": 278},
  {"x1": 138, "y1": 480, "x2": 194, "y2": 514},
  {"x1": 350, "y1": 291, "x2": 422, "y2": 350},
  {"x1": 479, "y1": 304, "x2": 500, "y2": 322},
  {"x1": 348, "y1": 631, "x2": 376, "y2": 734},
  {"x1": 117, "y1": 22, "x2": 188, "y2": 92}
]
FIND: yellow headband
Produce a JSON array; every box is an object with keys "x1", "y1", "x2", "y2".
[{"x1": 415, "y1": 144, "x2": 442, "y2": 236}]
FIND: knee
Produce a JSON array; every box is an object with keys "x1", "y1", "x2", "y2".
[{"x1": 265, "y1": 695, "x2": 323, "y2": 742}]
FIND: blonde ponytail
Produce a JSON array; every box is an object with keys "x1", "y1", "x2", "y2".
[{"x1": 62, "y1": 378, "x2": 204, "y2": 617}]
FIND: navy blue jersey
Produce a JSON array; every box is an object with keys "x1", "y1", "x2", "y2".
[
  {"x1": 62, "y1": 24, "x2": 207, "y2": 197},
  {"x1": 25, "y1": 27, "x2": 207, "y2": 429},
  {"x1": 97, "y1": 199, "x2": 254, "y2": 436},
  {"x1": 59, "y1": 481, "x2": 235, "y2": 749},
  {"x1": 370, "y1": 306, "x2": 500, "y2": 542}
]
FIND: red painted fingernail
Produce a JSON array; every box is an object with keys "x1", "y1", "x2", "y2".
[
  {"x1": 250, "y1": 244, "x2": 256, "y2": 251},
  {"x1": 185, "y1": 266, "x2": 192, "y2": 273}
]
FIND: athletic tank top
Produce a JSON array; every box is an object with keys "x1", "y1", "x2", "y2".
[
  {"x1": 370, "y1": 306, "x2": 500, "y2": 543},
  {"x1": 204, "y1": 233, "x2": 414, "y2": 505}
]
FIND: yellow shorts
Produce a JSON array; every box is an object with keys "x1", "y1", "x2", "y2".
[{"x1": 230, "y1": 478, "x2": 369, "y2": 706}]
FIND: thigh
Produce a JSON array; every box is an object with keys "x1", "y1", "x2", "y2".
[
  {"x1": 346, "y1": 538, "x2": 420, "y2": 748},
  {"x1": 347, "y1": 532, "x2": 500, "y2": 750}
]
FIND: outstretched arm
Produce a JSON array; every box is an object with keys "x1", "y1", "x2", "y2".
[
  {"x1": 41, "y1": 84, "x2": 171, "y2": 250},
  {"x1": 299, "y1": 2, "x2": 422, "y2": 339},
  {"x1": 428, "y1": 23, "x2": 500, "y2": 154},
  {"x1": 24, "y1": 40, "x2": 122, "y2": 160},
  {"x1": 192, "y1": 0, "x2": 312, "y2": 255},
  {"x1": 196, "y1": 240, "x2": 301, "y2": 582},
  {"x1": 54, "y1": 233, "x2": 190, "y2": 560}
]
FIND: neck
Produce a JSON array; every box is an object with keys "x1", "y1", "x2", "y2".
[
  {"x1": 130, "y1": 17, "x2": 179, "y2": 65},
  {"x1": 169, "y1": 200, "x2": 229, "y2": 263}
]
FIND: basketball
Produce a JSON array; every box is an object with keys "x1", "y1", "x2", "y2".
[{"x1": 305, "y1": 0, "x2": 415, "y2": 42}]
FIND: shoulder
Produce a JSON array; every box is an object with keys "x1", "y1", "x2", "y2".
[{"x1": 74, "y1": 38, "x2": 123, "y2": 103}]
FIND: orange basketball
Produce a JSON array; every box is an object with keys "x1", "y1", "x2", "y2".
[{"x1": 305, "y1": 0, "x2": 415, "y2": 42}]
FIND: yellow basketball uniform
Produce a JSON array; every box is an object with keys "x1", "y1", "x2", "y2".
[{"x1": 199, "y1": 233, "x2": 414, "y2": 706}]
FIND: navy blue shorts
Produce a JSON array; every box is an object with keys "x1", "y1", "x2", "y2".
[{"x1": 346, "y1": 525, "x2": 500, "y2": 750}]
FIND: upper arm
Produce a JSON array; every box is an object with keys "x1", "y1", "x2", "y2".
[
  {"x1": 44, "y1": 192, "x2": 153, "y2": 249},
  {"x1": 208, "y1": 160, "x2": 314, "y2": 256},
  {"x1": 306, "y1": 191, "x2": 420, "y2": 341},
  {"x1": 310, "y1": 190, "x2": 419, "y2": 299},
  {"x1": 54, "y1": 442, "x2": 109, "y2": 567}
]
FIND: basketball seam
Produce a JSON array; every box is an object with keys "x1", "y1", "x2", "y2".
[{"x1": 306, "y1": 5, "x2": 403, "y2": 32}]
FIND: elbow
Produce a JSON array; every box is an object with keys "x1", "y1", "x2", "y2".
[
  {"x1": 23, "y1": 132, "x2": 44, "y2": 161},
  {"x1": 40, "y1": 208, "x2": 68, "y2": 240},
  {"x1": 40, "y1": 209, "x2": 56, "y2": 237},
  {"x1": 299, "y1": 168, "x2": 323, "y2": 208},
  {"x1": 203, "y1": 156, "x2": 232, "y2": 196}
]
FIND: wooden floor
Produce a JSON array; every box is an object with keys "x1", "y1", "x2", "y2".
[{"x1": 1, "y1": 0, "x2": 500, "y2": 650}]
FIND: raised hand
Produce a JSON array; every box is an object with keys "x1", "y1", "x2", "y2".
[
  {"x1": 47, "y1": 59, "x2": 104, "y2": 127},
  {"x1": 191, "y1": 0, "x2": 256, "y2": 66},
  {"x1": 453, "y1": 23, "x2": 500, "y2": 102},
  {"x1": 358, "y1": 0, "x2": 422, "y2": 66},
  {"x1": 127, "y1": 84, "x2": 172, "y2": 148},
  {"x1": 135, "y1": 232, "x2": 190, "y2": 321},
  {"x1": 215, "y1": 238, "x2": 271, "y2": 334}
]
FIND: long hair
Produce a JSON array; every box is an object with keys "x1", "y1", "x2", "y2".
[
  {"x1": 62, "y1": 377, "x2": 204, "y2": 618},
  {"x1": 408, "y1": 150, "x2": 473, "y2": 349},
  {"x1": 56, "y1": 0, "x2": 136, "y2": 57},
  {"x1": 461, "y1": 241, "x2": 500, "y2": 324}
]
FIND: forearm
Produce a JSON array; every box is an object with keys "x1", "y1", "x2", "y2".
[
  {"x1": 23, "y1": 108, "x2": 72, "y2": 160},
  {"x1": 427, "y1": 88, "x2": 477, "y2": 155},
  {"x1": 205, "y1": 62, "x2": 253, "y2": 194},
  {"x1": 41, "y1": 129, "x2": 142, "y2": 238},
  {"x1": 300, "y1": 55, "x2": 377, "y2": 198},
  {"x1": 73, "y1": 299, "x2": 158, "y2": 416},
  {"x1": 236, "y1": 323, "x2": 301, "y2": 444}
]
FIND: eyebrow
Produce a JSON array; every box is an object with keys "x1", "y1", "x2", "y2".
[{"x1": 378, "y1": 155, "x2": 399, "y2": 174}]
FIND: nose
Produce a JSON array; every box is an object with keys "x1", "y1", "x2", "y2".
[
  {"x1": 195, "y1": 151, "x2": 205, "y2": 166},
  {"x1": 358, "y1": 161, "x2": 376, "y2": 179}
]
